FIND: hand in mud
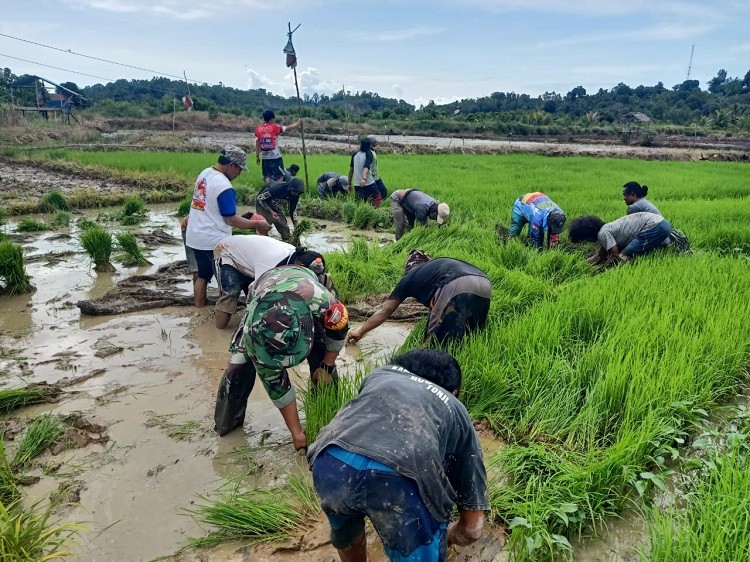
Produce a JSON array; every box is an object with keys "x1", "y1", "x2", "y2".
[{"x1": 347, "y1": 327, "x2": 364, "y2": 344}]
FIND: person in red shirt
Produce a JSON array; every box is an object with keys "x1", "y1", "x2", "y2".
[{"x1": 254, "y1": 110, "x2": 301, "y2": 184}]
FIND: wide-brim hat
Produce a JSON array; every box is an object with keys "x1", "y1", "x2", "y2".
[{"x1": 246, "y1": 302, "x2": 313, "y2": 370}]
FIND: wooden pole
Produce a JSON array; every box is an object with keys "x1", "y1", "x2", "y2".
[{"x1": 287, "y1": 22, "x2": 309, "y2": 191}]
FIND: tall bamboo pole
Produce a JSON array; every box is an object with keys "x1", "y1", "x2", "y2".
[{"x1": 286, "y1": 22, "x2": 309, "y2": 190}]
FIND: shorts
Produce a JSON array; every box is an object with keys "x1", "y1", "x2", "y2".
[
  {"x1": 312, "y1": 447, "x2": 447, "y2": 561},
  {"x1": 428, "y1": 275, "x2": 492, "y2": 343},
  {"x1": 215, "y1": 264, "x2": 253, "y2": 315},
  {"x1": 181, "y1": 229, "x2": 198, "y2": 274},
  {"x1": 191, "y1": 248, "x2": 216, "y2": 282},
  {"x1": 261, "y1": 157, "x2": 284, "y2": 182}
]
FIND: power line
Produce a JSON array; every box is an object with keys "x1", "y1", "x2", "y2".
[
  {"x1": 0, "y1": 52, "x2": 187, "y2": 98},
  {"x1": 0, "y1": 32, "x2": 209, "y2": 85}
]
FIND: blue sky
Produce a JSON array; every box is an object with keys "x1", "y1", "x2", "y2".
[{"x1": 1, "y1": 0, "x2": 748, "y2": 107}]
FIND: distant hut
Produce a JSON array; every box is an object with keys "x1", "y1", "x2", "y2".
[
  {"x1": 621, "y1": 111, "x2": 651, "y2": 141},
  {"x1": 10, "y1": 76, "x2": 86, "y2": 124}
]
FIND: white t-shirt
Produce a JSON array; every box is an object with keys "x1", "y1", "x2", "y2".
[
  {"x1": 185, "y1": 167, "x2": 234, "y2": 251},
  {"x1": 213, "y1": 235, "x2": 295, "y2": 280}
]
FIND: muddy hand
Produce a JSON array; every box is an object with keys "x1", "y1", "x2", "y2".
[{"x1": 347, "y1": 328, "x2": 364, "y2": 344}]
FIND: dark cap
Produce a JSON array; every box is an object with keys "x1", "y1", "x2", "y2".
[{"x1": 547, "y1": 209, "x2": 567, "y2": 235}]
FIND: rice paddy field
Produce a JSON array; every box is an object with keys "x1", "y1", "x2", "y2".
[{"x1": 3, "y1": 148, "x2": 750, "y2": 560}]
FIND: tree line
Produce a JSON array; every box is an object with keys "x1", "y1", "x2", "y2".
[{"x1": 2, "y1": 66, "x2": 749, "y2": 137}]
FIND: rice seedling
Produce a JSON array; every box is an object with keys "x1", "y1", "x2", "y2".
[
  {"x1": 39, "y1": 190, "x2": 72, "y2": 213},
  {"x1": 11, "y1": 414, "x2": 65, "y2": 470},
  {"x1": 186, "y1": 473, "x2": 320, "y2": 548},
  {"x1": 114, "y1": 232, "x2": 151, "y2": 267},
  {"x1": 15, "y1": 218, "x2": 48, "y2": 232},
  {"x1": 299, "y1": 369, "x2": 364, "y2": 443},
  {"x1": 50, "y1": 210, "x2": 71, "y2": 228},
  {"x1": 0, "y1": 499, "x2": 82, "y2": 561},
  {"x1": 80, "y1": 225, "x2": 115, "y2": 272},
  {"x1": 0, "y1": 207, "x2": 6, "y2": 226},
  {"x1": 75, "y1": 217, "x2": 98, "y2": 231},
  {"x1": 0, "y1": 438, "x2": 19, "y2": 506},
  {"x1": 176, "y1": 195, "x2": 191, "y2": 217},
  {"x1": 0, "y1": 241, "x2": 31, "y2": 295},
  {"x1": 122, "y1": 195, "x2": 145, "y2": 216},
  {"x1": 0, "y1": 387, "x2": 58, "y2": 416},
  {"x1": 289, "y1": 218, "x2": 313, "y2": 248}
]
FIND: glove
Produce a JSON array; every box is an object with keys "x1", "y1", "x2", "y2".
[{"x1": 312, "y1": 363, "x2": 339, "y2": 385}]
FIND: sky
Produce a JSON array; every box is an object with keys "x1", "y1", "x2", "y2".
[{"x1": 1, "y1": 0, "x2": 749, "y2": 107}]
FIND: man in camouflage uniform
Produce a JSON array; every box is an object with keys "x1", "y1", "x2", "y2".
[{"x1": 214, "y1": 266, "x2": 349, "y2": 453}]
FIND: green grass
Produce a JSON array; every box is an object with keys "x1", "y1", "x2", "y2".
[
  {"x1": 11, "y1": 414, "x2": 65, "y2": 470},
  {"x1": 0, "y1": 438, "x2": 19, "y2": 506},
  {"x1": 39, "y1": 190, "x2": 72, "y2": 213},
  {"x1": 0, "y1": 242, "x2": 31, "y2": 295},
  {"x1": 115, "y1": 232, "x2": 151, "y2": 267},
  {"x1": 50, "y1": 210, "x2": 71, "y2": 228}
]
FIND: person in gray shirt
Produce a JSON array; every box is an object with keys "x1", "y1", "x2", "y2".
[
  {"x1": 308, "y1": 349, "x2": 488, "y2": 561},
  {"x1": 569, "y1": 212, "x2": 672, "y2": 266},
  {"x1": 390, "y1": 189, "x2": 451, "y2": 240},
  {"x1": 623, "y1": 181, "x2": 661, "y2": 215}
]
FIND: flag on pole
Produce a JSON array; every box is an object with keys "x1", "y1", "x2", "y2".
[{"x1": 182, "y1": 96, "x2": 194, "y2": 111}]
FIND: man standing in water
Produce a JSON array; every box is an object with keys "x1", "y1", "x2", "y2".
[{"x1": 185, "y1": 146, "x2": 270, "y2": 307}]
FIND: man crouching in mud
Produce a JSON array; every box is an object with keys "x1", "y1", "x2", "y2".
[{"x1": 308, "y1": 349, "x2": 488, "y2": 561}]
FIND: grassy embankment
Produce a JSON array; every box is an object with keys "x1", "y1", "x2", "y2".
[{"x1": 15, "y1": 149, "x2": 750, "y2": 560}]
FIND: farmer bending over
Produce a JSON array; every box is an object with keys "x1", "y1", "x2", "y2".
[
  {"x1": 390, "y1": 189, "x2": 450, "y2": 241},
  {"x1": 252, "y1": 177, "x2": 305, "y2": 242},
  {"x1": 308, "y1": 348, "x2": 488, "y2": 562},
  {"x1": 185, "y1": 145, "x2": 270, "y2": 307},
  {"x1": 568, "y1": 212, "x2": 672, "y2": 266},
  {"x1": 348, "y1": 250, "x2": 492, "y2": 345},
  {"x1": 214, "y1": 266, "x2": 348, "y2": 450},
  {"x1": 212, "y1": 234, "x2": 330, "y2": 329},
  {"x1": 317, "y1": 172, "x2": 350, "y2": 198},
  {"x1": 508, "y1": 192, "x2": 566, "y2": 249}
]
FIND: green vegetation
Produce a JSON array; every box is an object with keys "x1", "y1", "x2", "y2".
[
  {"x1": 115, "y1": 232, "x2": 151, "y2": 267},
  {"x1": 80, "y1": 225, "x2": 115, "y2": 272},
  {"x1": 15, "y1": 219, "x2": 48, "y2": 233},
  {"x1": 300, "y1": 371, "x2": 364, "y2": 443},
  {"x1": 39, "y1": 190, "x2": 71, "y2": 213},
  {"x1": 0, "y1": 438, "x2": 19, "y2": 506},
  {"x1": 11, "y1": 414, "x2": 65, "y2": 470},
  {"x1": 0, "y1": 500, "x2": 82, "y2": 561},
  {"x1": 0, "y1": 387, "x2": 58, "y2": 416},
  {"x1": 187, "y1": 474, "x2": 318, "y2": 548},
  {"x1": 0, "y1": 241, "x2": 31, "y2": 295},
  {"x1": 51, "y1": 210, "x2": 71, "y2": 228}
]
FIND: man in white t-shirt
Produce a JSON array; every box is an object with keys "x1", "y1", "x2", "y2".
[
  {"x1": 185, "y1": 146, "x2": 270, "y2": 307},
  {"x1": 212, "y1": 235, "x2": 330, "y2": 328}
]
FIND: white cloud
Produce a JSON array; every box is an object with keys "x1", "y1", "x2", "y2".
[
  {"x1": 64, "y1": 0, "x2": 303, "y2": 20},
  {"x1": 246, "y1": 67, "x2": 277, "y2": 91}
]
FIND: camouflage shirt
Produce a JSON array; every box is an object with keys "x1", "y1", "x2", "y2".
[{"x1": 229, "y1": 266, "x2": 348, "y2": 366}]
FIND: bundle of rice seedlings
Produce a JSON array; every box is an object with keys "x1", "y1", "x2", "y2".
[
  {"x1": 0, "y1": 438, "x2": 19, "y2": 506},
  {"x1": 40, "y1": 190, "x2": 72, "y2": 213},
  {"x1": 176, "y1": 195, "x2": 192, "y2": 217},
  {"x1": 289, "y1": 219, "x2": 313, "y2": 248},
  {"x1": 0, "y1": 499, "x2": 82, "y2": 560},
  {"x1": 51, "y1": 210, "x2": 71, "y2": 228},
  {"x1": 0, "y1": 387, "x2": 57, "y2": 416},
  {"x1": 0, "y1": 241, "x2": 31, "y2": 295},
  {"x1": 0, "y1": 207, "x2": 6, "y2": 226},
  {"x1": 115, "y1": 232, "x2": 151, "y2": 267},
  {"x1": 122, "y1": 195, "x2": 145, "y2": 217},
  {"x1": 15, "y1": 219, "x2": 48, "y2": 233},
  {"x1": 76, "y1": 217, "x2": 98, "y2": 231},
  {"x1": 80, "y1": 225, "x2": 115, "y2": 272},
  {"x1": 11, "y1": 414, "x2": 65, "y2": 470}
]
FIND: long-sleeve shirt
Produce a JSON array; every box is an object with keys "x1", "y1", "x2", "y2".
[
  {"x1": 256, "y1": 180, "x2": 300, "y2": 219},
  {"x1": 509, "y1": 192, "x2": 564, "y2": 249},
  {"x1": 598, "y1": 212, "x2": 666, "y2": 251}
]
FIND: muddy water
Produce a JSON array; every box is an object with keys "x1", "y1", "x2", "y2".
[{"x1": 0, "y1": 205, "x2": 422, "y2": 561}]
